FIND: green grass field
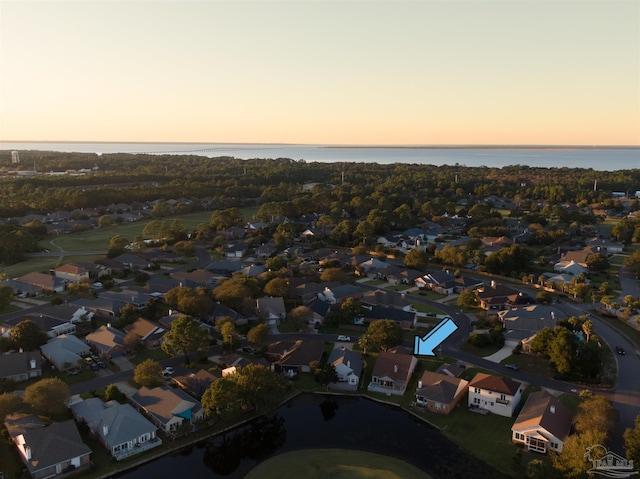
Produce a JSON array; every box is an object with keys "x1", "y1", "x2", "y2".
[{"x1": 245, "y1": 449, "x2": 431, "y2": 479}]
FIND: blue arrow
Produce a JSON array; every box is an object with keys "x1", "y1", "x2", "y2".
[{"x1": 414, "y1": 317, "x2": 458, "y2": 356}]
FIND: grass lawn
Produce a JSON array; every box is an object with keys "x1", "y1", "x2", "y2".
[
  {"x1": 498, "y1": 353, "x2": 553, "y2": 376},
  {"x1": 410, "y1": 290, "x2": 447, "y2": 301},
  {"x1": 411, "y1": 302, "x2": 445, "y2": 315},
  {"x1": 245, "y1": 449, "x2": 431, "y2": 479},
  {"x1": 458, "y1": 340, "x2": 502, "y2": 358}
]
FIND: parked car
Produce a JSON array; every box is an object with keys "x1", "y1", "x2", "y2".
[
  {"x1": 90, "y1": 362, "x2": 99, "y2": 371},
  {"x1": 96, "y1": 361, "x2": 107, "y2": 368},
  {"x1": 84, "y1": 357, "x2": 94, "y2": 365},
  {"x1": 336, "y1": 335, "x2": 351, "y2": 342},
  {"x1": 66, "y1": 367, "x2": 80, "y2": 375},
  {"x1": 163, "y1": 367, "x2": 175, "y2": 375},
  {"x1": 504, "y1": 364, "x2": 520, "y2": 371},
  {"x1": 616, "y1": 346, "x2": 626, "y2": 355},
  {"x1": 241, "y1": 346, "x2": 256, "y2": 354}
]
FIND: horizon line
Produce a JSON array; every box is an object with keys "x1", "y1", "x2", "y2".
[{"x1": 1, "y1": 140, "x2": 639, "y2": 149}]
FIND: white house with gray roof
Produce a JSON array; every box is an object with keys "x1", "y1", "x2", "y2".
[
  {"x1": 328, "y1": 346, "x2": 363, "y2": 390},
  {"x1": 40, "y1": 334, "x2": 91, "y2": 371},
  {"x1": 71, "y1": 398, "x2": 161, "y2": 461}
]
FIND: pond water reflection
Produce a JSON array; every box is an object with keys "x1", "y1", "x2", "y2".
[{"x1": 114, "y1": 394, "x2": 509, "y2": 479}]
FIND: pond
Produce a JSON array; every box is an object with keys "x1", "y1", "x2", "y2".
[{"x1": 114, "y1": 394, "x2": 509, "y2": 479}]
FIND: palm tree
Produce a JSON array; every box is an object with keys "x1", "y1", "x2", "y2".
[
  {"x1": 582, "y1": 319, "x2": 595, "y2": 342},
  {"x1": 358, "y1": 334, "x2": 370, "y2": 356}
]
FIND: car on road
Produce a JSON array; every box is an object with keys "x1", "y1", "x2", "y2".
[
  {"x1": 92, "y1": 282, "x2": 103, "y2": 288},
  {"x1": 504, "y1": 364, "x2": 520, "y2": 371},
  {"x1": 163, "y1": 367, "x2": 175, "y2": 375},
  {"x1": 336, "y1": 335, "x2": 351, "y2": 342},
  {"x1": 616, "y1": 346, "x2": 626, "y2": 355}
]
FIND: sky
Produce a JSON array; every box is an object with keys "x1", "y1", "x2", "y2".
[{"x1": 0, "y1": 0, "x2": 638, "y2": 146}]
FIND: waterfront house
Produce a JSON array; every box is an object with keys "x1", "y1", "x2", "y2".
[
  {"x1": 327, "y1": 346, "x2": 362, "y2": 389},
  {"x1": 368, "y1": 348, "x2": 418, "y2": 396},
  {"x1": 130, "y1": 386, "x2": 205, "y2": 435},
  {"x1": 414, "y1": 370, "x2": 469, "y2": 415},
  {"x1": 71, "y1": 398, "x2": 161, "y2": 461},
  {"x1": 266, "y1": 339, "x2": 325, "y2": 375},
  {"x1": 4, "y1": 416, "x2": 91, "y2": 479},
  {"x1": 467, "y1": 372, "x2": 524, "y2": 417}
]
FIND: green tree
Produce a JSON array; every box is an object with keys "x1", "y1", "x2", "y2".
[
  {"x1": 221, "y1": 321, "x2": 236, "y2": 352},
  {"x1": 586, "y1": 253, "x2": 609, "y2": 273},
  {"x1": 288, "y1": 305, "x2": 314, "y2": 331},
  {"x1": 314, "y1": 362, "x2": 338, "y2": 388},
  {"x1": 582, "y1": 319, "x2": 595, "y2": 342},
  {"x1": 264, "y1": 278, "x2": 291, "y2": 298},
  {"x1": 247, "y1": 323, "x2": 269, "y2": 346},
  {"x1": 552, "y1": 429, "x2": 606, "y2": 478},
  {"x1": 133, "y1": 359, "x2": 164, "y2": 387},
  {"x1": 320, "y1": 267, "x2": 347, "y2": 283},
  {"x1": 201, "y1": 377, "x2": 243, "y2": 417},
  {"x1": 0, "y1": 392, "x2": 22, "y2": 421},
  {"x1": 209, "y1": 208, "x2": 243, "y2": 230},
  {"x1": 624, "y1": 415, "x2": 640, "y2": 468},
  {"x1": 404, "y1": 248, "x2": 429, "y2": 270},
  {"x1": 107, "y1": 235, "x2": 129, "y2": 258},
  {"x1": 104, "y1": 384, "x2": 126, "y2": 402},
  {"x1": 265, "y1": 256, "x2": 287, "y2": 271},
  {"x1": 366, "y1": 319, "x2": 403, "y2": 351},
  {"x1": 161, "y1": 315, "x2": 209, "y2": 367},
  {"x1": 0, "y1": 285, "x2": 15, "y2": 309},
  {"x1": 548, "y1": 327, "x2": 577, "y2": 374},
  {"x1": 574, "y1": 395, "x2": 616, "y2": 438},
  {"x1": 23, "y1": 378, "x2": 69, "y2": 417},
  {"x1": 457, "y1": 289, "x2": 478, "y2": 309},
  {"x1": 9, "y1": 319, "x2": 49, "y2": 351}
]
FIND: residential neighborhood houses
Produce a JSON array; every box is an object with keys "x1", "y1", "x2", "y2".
[{"x1": 0, "y1": 179, "x2": 638, "y2": 479}]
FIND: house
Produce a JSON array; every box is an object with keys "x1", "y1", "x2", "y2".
[
  {"x1": 317, "y1": 284, "x2": 364, "y2": 305},
  {"x1": 112, "y1": 253, "x2": 152, "y2": 270},
  {"x1": 362, "y1": 305, "x2": 417, "y2": 329},
  {"x1": 367, "y1": 348, "x2": 418, "y2": 396},
  {"x1": 0, "y1": 351, "x2": 42, "y2": 382},
  {"x1": 211, "y1": 302, "x2": 250, "y2": 327},
  {"x1": 71, "y1": 398, "x2": 162, "y2": 461},
  {"x1": 327, "y1": 346, "x2": 362, "y2": 389},
  {"x1": 85, "y1": 324, "x2": 127, "y2": 358},
  {"x1": 361, "y1": 289, "x2": 413, "y2": 311},
  {"x1": 511, "y1": 391, "x2": 573, "y2": 453},
  {"x1": 585, "y1": 237, "x2": 624, "y2": 254},
  {"x1": 225, "y1": 241, "x2": 248, "y2": 259},
  {"x1": 468, "y1": 372, "x2": 524, "y2": 417},
  {"x1": 357, "y1": 257, "x2": 389, "y2": 278},
  {"x1": 205, "y1": 259, "x2": 244, "y2": 276},
  {"x1": 16, "y1": 272, "x2": 66, "y2": 294},
  {"x1": 130, "y1": 386, "x2": 205, "y2": 435},
  {"x1": 54, "y1": 263, "x2": 90, "y2": 284},
  {"x1": 266, "y1": 339, "x2": 325, "y2": 375},
  {"x1": 99, "y1": 289, "x2": 153, "y2": 310},
  {"x1": 498, "y1": 305, "x2": 567, "y2": 349},
  {"x1": 4, "y1": 416, "x2": 92, "y2": 479},
  {"x1": 171, "y1": 269, "x2": 218, "y2": 288},
  {"x1": 256, "y1": 296, "x2": 287, "y2": 321},
  {"x1": 1, "y1": 313, "x2": 76, "y2": 339},
  {"x1": 172, "y1": 369, "x2": 220, "y2": 399},
  {"x1": 40, "y1": 334, "x2": 92, "y2": 371},
  {"x1": 255, "y1": 242, "x2": 277, "y2": 259},
  {"x1": 124, "y1": 318, "x2": 165, "y2": 349},
  {"x1": 476, "y1": 281, "x2": 534, "y2": 312},
  {"x1": 414, "y1": 370, "x2": 469, "y2": 415}
]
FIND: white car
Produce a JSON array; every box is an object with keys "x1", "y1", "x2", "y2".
[
  {"x1": 163, "y1": 367, "x2": 175, "y2": 375},
  {"x1": 336, "y1": 335, "x2": 351, "y2": 342}
]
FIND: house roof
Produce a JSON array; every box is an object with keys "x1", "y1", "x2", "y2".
[
  {"x1": 257, "y1": 296, "x2": 286, "y2": 315},
  {"x1": 362, "y1": 290, "x2": 411, "y2": 309},
  {"x1": 171, "y1": 269, "x2": 216, "y2": 286},
  {"x1": 0, "y1": 351, "x2": 41, "y2": 378},
  {"x1": 55, "y1": 263, "x2": 89, "y2": 275},
  {"x1": 328, "y1": 347, "x2": 363, "y2": 376},
  {"x1": 131, "y1": 386, "x2": 202, "y2": 426},
  {"x1": 371, "y1": 350, "x2": 416, "y2": 384},
  {"x1": 16, "y1": 419, "x2": 91, "y2": 474},
  {"x1": 364, "y1": 305, "x2": 415, "y2": 324},
  {"x1": 512, "y1": 391, "x2": 573, "y2": 441},
  {"x1": 124, "y1": 318, "x2": 165, "y2": 341},
  {"x1": 415, "y1": 370, "x2": 469, "y2": 404},
  {"x1": 268, "y1": 339, "x2": 325, "y2": 367},
  {"x1": 71, "y1": 398, "x2": 157, "y2": 450},
  {"x1": 40, "y1": 334, "x2": 91, "y2": 367},
  {"x1": 86, "y1": 325, "x2": 126, "y2": 353},
  {"x1": 468, "y1": 372, "x2": 522, "y2": 396},
  {"x1": 498, "y1": 305, "x2": 567, "y2": 333},
  {"x1": 173, "y1": 369, "x2": 220, "y2": 397},
  {"x1": 435, "y1": 363, "x2": 466, "y2": 378}
]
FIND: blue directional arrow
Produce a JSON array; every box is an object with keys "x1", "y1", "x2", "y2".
[{"x1": 414, "y1": 317, "x2": 458, "y2": 356}]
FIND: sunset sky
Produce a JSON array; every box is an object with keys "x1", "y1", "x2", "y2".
[{"x1": 1, "y1": 0, "x2": 638, "y2": 146}]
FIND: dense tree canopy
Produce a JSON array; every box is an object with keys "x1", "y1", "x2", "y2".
[
  {"x1": 9, "y1": 319, "x2": 49, "y2": 351},
  {"x1": 161, "y1": 315, "x2": 209, "y2": 366},
  {"x1": 23, "y1": 378, "x2": 70, "y2": 417}
]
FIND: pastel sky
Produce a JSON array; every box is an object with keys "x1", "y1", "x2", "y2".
[{"x1": 1, "y1": 0, "x2": 638, "y2": 145}]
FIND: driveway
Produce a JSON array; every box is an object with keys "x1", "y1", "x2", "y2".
[{"x1": 111, "y1": 355, "x2": 136, "y2": 371}]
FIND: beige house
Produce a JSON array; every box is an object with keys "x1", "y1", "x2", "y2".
[
  {"x1": 468, "y1": 372, "x2": 524, "y2": 417},
  {"x1": 512, "y1": 391, "x2": 573, "y2": 453},
  {"x1": 130, "y1": 386, "x2": 205, "y2": 435},
  {"x1": 54, "y1": 263, "x2": 90, "y2": 284}
]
